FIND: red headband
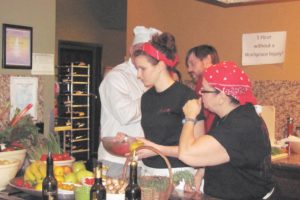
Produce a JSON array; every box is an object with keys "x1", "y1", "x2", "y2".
[
  {"x1": 141, "y1": 42, "x2": 179, "y2": 68},
  {"x1": 204, "y1": 61, "x2": 257, "y2": 105}
]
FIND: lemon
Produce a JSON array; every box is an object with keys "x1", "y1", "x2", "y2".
[
  {"x1": 54, "y1": 166, "x2": 64, "y2": 176},
  {"x1": 130, "y1": 140, "x2": 144, "y2": 152},
  {"x1": 55, "y1": 175, "x2": 65, "y2": 183},
  {"x1": 35, "y1": 183, "x2": 43, "y2": 191}
]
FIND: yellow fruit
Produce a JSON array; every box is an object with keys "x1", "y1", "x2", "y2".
[
  {"x1": 55, "y1": 175, "x2": 65, "y2": 183},
  {"x1": 24, "y1": 167, "x2": 36, "y2": 182},
  {"x1": 35, "y1": 183, "x2": 43, "y2": 191},
  {"x1": 54, "y1": 166, "x2": 64, "y2": 176},
  {"x1": 38, "y1": 163, "x2": 46, "y2": 178},
  {"x1": 30, "y1": 162, "x2": 43, "y2": 180},
  {"x1": 63, "y1": 166, "x2": 72, "y2": 174},
  {"x1": 130, "y1": 140, "x2": 144, "y2": 152}
]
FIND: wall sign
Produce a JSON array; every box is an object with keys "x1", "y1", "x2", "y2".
[
  {"x1": 242, "y1": 31, "x2": 286, "y2": 66},
  {"x1": 10, "y1": 76, "x2": 38, "y2": 119}
]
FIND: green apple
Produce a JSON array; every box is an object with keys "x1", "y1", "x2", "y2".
[
  {"x1": 72, "y1": 161, "x2": 86, "y2": 173},
  {"x1": 76, "y1": 169, "x2": 94, "y2": 183},
  {"x1": 64, "y1": 172, "x2": 77, "y2": 183}
]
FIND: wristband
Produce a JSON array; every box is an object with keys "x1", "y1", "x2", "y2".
[{"x1": 182, "y1": 118, "x2": 197, "y2": 124}]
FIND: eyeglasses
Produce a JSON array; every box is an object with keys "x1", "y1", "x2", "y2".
[{"x1": 200, "y1": 89, "x2": 220, "y2": 94}]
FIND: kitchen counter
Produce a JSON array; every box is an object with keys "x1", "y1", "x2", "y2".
[
  {"x1": 272, "y1": 153, "x2": 300, "y2": 167},
  {"x1": 2, "y1": 186, "x2": 210, "y2": 200},
  {"x1": 272, "y1": 153, "x2": 300, "y2": 200},
  {"x1": 4, "y1": 155, "x2": 300, "y2": 200}
]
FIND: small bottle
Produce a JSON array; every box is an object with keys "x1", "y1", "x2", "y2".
[
  {"x1": 287, "y1": 117, "x2": 294, "y2": 136},
  {"x1": 90, "y1": 161, "x2": 106, "y2": 200},
  {"x1": 42, "y1": 152, "x2": 58, "y2": 200},
  {"x1": 125, "y1": 160, "x2": 141, "y2": 200},
  {"x1": 286, "y1": 116, "x2": 294, "y2": 155}
]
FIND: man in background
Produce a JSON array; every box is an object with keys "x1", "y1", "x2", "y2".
[
  {"x1": 185, "y1": 44, "x2": 219, "y2": 132},
  {"x1": 98, "y1": 26, "x2": 161, "y2": 177}
]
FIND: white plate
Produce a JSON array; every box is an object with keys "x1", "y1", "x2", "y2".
[
  {"x1": 107, "y1": 193, "x2": 125, "y2": 200},
  {"x1": 9, "y1": 177, "x2": 74, "y2": 200}
]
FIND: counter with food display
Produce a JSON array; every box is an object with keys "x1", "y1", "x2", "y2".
[{"x1": 2, "y1": 155, "x2": 299, "y2": 200}]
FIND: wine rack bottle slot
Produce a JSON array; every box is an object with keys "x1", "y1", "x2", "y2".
[{"x1": 55, "y1": 63, "x2": 90, "y2": 161}]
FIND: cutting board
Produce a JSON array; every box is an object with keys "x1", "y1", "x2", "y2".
[
  {"x1": 271, "y1": 153, "x2": 288, "y2": 161},
  {"x1": 260, "y1": 106, "x2": 276, "y2": 145}
]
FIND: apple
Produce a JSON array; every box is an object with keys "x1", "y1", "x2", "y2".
[
  {"x1": 83, "y1": 177, "x2": 95, "y2": 186},
  {"x1": 64, "y1": 173, "x2": 77, "y2": 183},
  {"x1": 72, "y1": 161, "x2": 86, "y2": 173},
  {"x1": 76, "y1": 169, "x2": 93, "y2": 183}
]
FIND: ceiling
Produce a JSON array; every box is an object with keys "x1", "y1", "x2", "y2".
[
  {"x1": 88, "y1": 0, "x2": 127, "y2": 30},
  {"x1": 198, "y1": 0, "x2": 300, "y2": 7}
]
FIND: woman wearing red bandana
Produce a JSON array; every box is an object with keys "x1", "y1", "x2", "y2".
[
  {"x1": 179, "y1": 61, "x2": 279, "y2": 199},
  {"x1": 133, "y1": 32, "x2": 206, "y2": 180}
]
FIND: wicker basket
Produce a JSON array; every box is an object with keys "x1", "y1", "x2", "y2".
[{"x1": 122, "y1": 146, "x2": 174, "y2": 200}]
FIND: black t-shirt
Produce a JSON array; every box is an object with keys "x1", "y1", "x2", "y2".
[
  {"x1": 204, "y1": 104, "x2": 274, "y2": 200},
  {"x1": 141, "y1": 81, "x2": 204, "y2": 168}
]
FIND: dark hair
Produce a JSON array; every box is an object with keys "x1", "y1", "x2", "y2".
[
  {"x1": 214, "y1": 88, "x2": 239, "y2": 105},
  {"x1": 185, "y1": 44, "x2": 219, "y2": 67},
  {"x1": 170, "y1": 68, "x2": 182, "y2": 83},
  {"x1": 228, "y1": 95, "x2": 240, "y2": 105},
  {"x1": 133, "y1": 32, "x2": 177, "y2": 68}
]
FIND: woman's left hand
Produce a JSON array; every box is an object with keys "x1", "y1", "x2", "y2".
[{"x1": 134, "y1": 137, "x2": 157, "y2": 159}]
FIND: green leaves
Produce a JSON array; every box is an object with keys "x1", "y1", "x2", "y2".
[
  {"x1": 173, "y1": 170, "x2": 194, "y2": 186},
  {"x1": 0, "y1": 115, "x2": 39, "y2": 144},
  {"x1": 23, "y1": 132, "x2": 62, "y2": 160}
]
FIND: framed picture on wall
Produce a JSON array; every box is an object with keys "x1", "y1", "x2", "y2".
[{"x1": 2, "y1": 23, "x2": 33, "y2": 69}]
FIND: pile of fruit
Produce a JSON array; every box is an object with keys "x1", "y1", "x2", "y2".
[
  {"x1": 13, "y1": 160, "x2": 94, "y2": 191},
  {"x1": 39, "y1": 152, "x2": 72, "y2": 161}
]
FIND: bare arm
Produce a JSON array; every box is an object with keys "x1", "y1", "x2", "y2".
[
  {"x1": 178, "y1": 99, "x2": 230, "y2": 167},
  {"x1": 136, "y1": 120, "x2": 204, "y2": 159},
  {"x1": 136, "y1": 137, "x2": 178, "y2": 159}
]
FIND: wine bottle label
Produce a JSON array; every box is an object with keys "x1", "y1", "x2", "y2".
[
  {"x1": 90, "y1": 191, "x2": 106, "y2": 200},
  {"x1": 91, "y1": 193, "x2": 96, "y2": 199},
  {"x1": 42, "y1": 191, "x2": 57, "y2": 200}
]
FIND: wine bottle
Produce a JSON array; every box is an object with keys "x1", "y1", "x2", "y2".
[
  {"x1": 42, "y1": 152, "x2": 58, "y2": 200},
  {"x1": 73, "y1": 121, "x2": 85, "y2": 128},
  {"x1": 125, "y1": 160, "x2": 141, "y2": 200},
  {"x1": 90, "y1": 160, "x2": 106, "y2": 200}
]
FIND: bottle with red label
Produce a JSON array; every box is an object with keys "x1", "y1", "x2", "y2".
[{"x1": 286, "y1": 116, "x2": 294, "y2": 155}]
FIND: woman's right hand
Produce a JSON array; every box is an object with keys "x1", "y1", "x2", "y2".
[
  {"x1": 183, "y1": 99, "x2": 202, "y2": 119},
  {"x1": 115, "y1": 132, "x2": 128, "y2": 142}
]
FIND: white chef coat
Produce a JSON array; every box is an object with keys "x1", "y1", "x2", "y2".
[{"x1": 98, "y1": 59, "x2": 145, "y2": 164}]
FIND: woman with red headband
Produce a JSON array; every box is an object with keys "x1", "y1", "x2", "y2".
[
  {"x1": 179, "y1": 61, "x2": 278, "y2": 199},
  {"x1": 133, "y1": 32, "x2": 205, "y2": 179}
]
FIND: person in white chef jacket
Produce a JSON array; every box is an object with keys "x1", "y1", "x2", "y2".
[{"x1": 98, "y1": 26, "x2": 161, "y2": 177}]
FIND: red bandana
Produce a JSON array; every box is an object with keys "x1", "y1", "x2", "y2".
[
  {"x1": 141, "y1": 42, "x2": 179, "y2": 68},
  {"x1": 203, "y1": 61, "x2": 257, "y2": 105}
]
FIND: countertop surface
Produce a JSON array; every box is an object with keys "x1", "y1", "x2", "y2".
[
  {"x1": 1, "y1": 186, "x2": 209, "y2": 200},
  {"x1": 272, "y1": 153, "x2": 300, "y2": 168},
  {"x1": 3, "y1": 154, "x2": 299, "y2": 200}
]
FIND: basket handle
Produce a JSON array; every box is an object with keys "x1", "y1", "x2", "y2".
[{"x1": 122, "y1": 145, "x2": 174, "y2": 199}]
